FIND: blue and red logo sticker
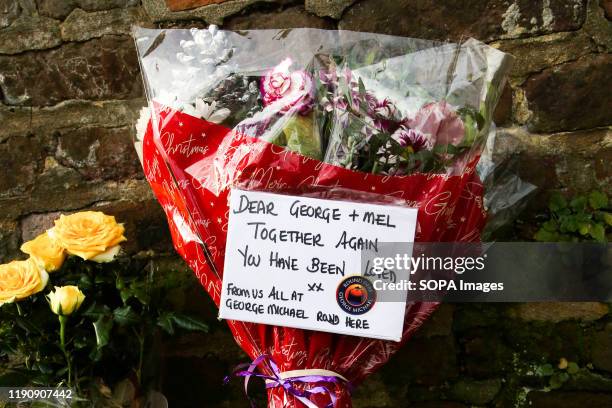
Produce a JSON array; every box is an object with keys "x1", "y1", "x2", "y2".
[{"x1": 336, "y1": 275, "x2": 376, "y2": 315}]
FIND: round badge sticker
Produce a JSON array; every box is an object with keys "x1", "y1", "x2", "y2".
[{"x1": 336, "y1": 275, "x2": 377, "y2": 315}]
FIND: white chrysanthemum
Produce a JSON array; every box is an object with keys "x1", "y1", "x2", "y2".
[
  {"x1": 182, "y1": 99, "x2": 230, "y2": 124},
  {"x1": 157, "y1": 26, "x2": 235, "y2": 115},
  {"x1": 176, "y1": 25, "x2": 232, "y2": 69}
]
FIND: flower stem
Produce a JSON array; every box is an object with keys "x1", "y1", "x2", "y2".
[
  {"x1": 372, "y1": 161, "x2": 379, "y2": 174},
  {"x1": 133, "y1": 327, "x2": 145, "y2": 387},
  {"x1": 59, "y1": 315, "x2": 72, "y2": 387}
]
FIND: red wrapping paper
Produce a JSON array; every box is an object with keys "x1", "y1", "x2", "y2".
[{"x1": 140, "y1": 104, "x2": 486, "y2": 407}]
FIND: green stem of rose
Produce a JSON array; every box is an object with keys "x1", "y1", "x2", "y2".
[
  {"x1": 59, "y1": 315, "x2": 72, "y2": 387},
  {"x1": 133, "y1": 327, "x2": 145, "y2": 386}
]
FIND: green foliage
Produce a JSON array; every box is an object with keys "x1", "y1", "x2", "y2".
[
  {"x1": 534, "y1": 191, "x2": 611, "y2": 242},
  {"x1": 534, "y1": 360, "x2": 587, "y2": 391},
  {"x1": 282, "y1": 113, "x2": 322, "y2": 160},
  {"x1": 0, "y1": 257, "x2": 209, "y2": 405}
]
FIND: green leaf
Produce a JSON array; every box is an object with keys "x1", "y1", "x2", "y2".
[
  {"x1": 559, "y1": 215, "x2": 579, "y2": 233},
  {"x1": 567, "y1": 362, "x2": 580, "y2": 375},
  {"x1": 588, "y1": 191, "x2": 608, "y2": 210},
  {"x1": 603, "y1": 212, "x2": 612, "y2": 227},
  {"x1": 113, "y1": 305, "x2": 140, "y2": 327},
  {"x1": 72, "y1": 335, "x2": 90, "y2": 350},
  {"x1": 358, "y1": 77, "x2": 366, "y2": 96},
  {"x1": 32, "y1": 363, "x2": 53, "y2": 375},
  {"x1": 570, "y1": 196, "x2": 587, "y2": 212},
  {"x1": 578, "y1": 222, "x2": 591, "y2": 236},
  {"x1": 358, "y1": 78, "x2": 367, "y2": 112},
  {"x1": 119, "y1": 288, "x2": 132, "y2": 304},
  {"x1": 78, "y1": 274, "x2": 94, "y2": 290},
  {"x1": 268, "y1": 127, "x2": 287, "y2": 147},
  {"x1": 89, "y1": 347, "x2": 103, "y2": 362},
  {"x1": 82, "y1": 302, "x2": 111, "y2": 319},
  {"x1": 534, "y1": 228, "x2": 559, "y2": 242},
  {"x1": 170, "y1": 314, "x2": 209, "y2": 333},
  {"x1": 115, "y1": 275, "x2": 126, "y2": 290},
  {"x1": 93, "y1": 316, "x2": 113, "y2": 349},
  {"x1": 130, "y1": 283, "x2": 151, "y2": 306},
  {"x1": 542, "y1": 220, "x2": 558, "y2": 232},
  {"x1": 458, "y1": 106, "x2": 485, "y2": 131},
  {"x1": 157, "y1": 312, "x2": 175, "y2": 335},
  {"x1": 462, "y1": 113, "x2": 478, "y2": 146},
  {"x1": 537, "y1": 364, "x2": 554, "y2": 376},
  {"x1": 283, "y1": 114, "x2": 322, "y2": 160},
  {"x1": 14, "y1": 316, "x2": 43, "y2": 335},
  {"x1": 589, "y1": 223, "x2": 606, "y2": 242},
  {"x1": 549, "y1": 372, "x2": 569, "y2": 389},
  {"x1": 549, "y1": 193, "x2": 567, "y2": 212}
]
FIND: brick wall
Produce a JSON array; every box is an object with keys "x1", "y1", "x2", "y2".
[{"x1": 0, "y1": 1, "x2": 610, "y2": 406}]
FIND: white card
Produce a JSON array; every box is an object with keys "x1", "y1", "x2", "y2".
[{"x1": 218, "y1": 188, "x2": 418, "y2": 342}]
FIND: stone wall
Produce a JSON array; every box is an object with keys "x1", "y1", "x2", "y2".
[{"x1": 0, "y1": 0, "x2": 610, "y2": 407}]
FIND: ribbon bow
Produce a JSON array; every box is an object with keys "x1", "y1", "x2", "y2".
[{"x1": 224, "y1": 354, "x2": 350, "y2": 408}]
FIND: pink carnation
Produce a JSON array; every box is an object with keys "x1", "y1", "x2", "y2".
[{"x1": 260, "y1": 58, "x2": 314, "y2": 114}]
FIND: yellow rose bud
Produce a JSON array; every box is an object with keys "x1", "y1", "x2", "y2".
[
  {"x1": 21, "y1": 232, "x2": 66, "y2": 272},
  {"x1": 49, "y1": 211, "x2": 127, "y2": 262},
  {"x1": 47, "y1": 286, "x2": 85, "y2": 316},
  {"x1": 0, "y1": 258, "x2": 49, "y2": 306}
]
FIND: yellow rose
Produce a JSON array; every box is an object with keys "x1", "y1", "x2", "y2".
[
  {"x1": 0, "y1": 258, "x2": 49, "y2": 306},
  {"x1": 47, "y1": 286, "x2": 85, "y2": 316},
  {"x1": 21, "y1": 232, "x2": 66, "y2": 272},
  {"x1": 49, "y1": 211, "x2": 127, "y2": 262}
]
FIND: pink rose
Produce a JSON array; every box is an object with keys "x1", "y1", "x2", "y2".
[
  {"x1": 260, "y1": 58, "x2": 314, "y2": 114},
  {"x1": 408, "y1": 101, "x2": 465, "y2": 146}
]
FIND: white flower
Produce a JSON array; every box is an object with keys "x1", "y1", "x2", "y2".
[
  {"x1": 182, "y1": 99, "x2": 230, "y2": 124},
  {"x1": 134, "y1": 141, "x2": 144, "y2": 165},
  {"x1": 135, "y1": 106, "x2": 151, "y2": 142},
  {"x1": 191, "y1": 25, "x2": 231, "y2": 64},
  {"x1": 154, "y1": 90, "x2": 181, "y2": 109},
  {"x1": 134, "y1": 106, "x2": 151, "y2": 165},
  {"x1": 161, "y1": 26, "x2": 234, "y2": 110},
  {"x1": 176, "y1": 53, "x2": 195, "y2": 63}
]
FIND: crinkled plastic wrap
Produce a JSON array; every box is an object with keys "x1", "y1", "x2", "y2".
[{"x1": 132, "y1": 27, "x2": 513, "y2": 408}]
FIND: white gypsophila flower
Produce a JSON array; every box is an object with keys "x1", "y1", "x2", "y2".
[{"x1": 182, "y1": 99, "x2": 230, "y2": 124}]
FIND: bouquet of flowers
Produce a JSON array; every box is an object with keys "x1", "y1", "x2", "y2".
[{"x1": 133, "y1": 27, "x2": 512, "y2": 407}]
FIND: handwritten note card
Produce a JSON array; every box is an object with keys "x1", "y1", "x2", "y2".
[{"x1": 218, "y1": 189, "x2": 418, "y2": 341}]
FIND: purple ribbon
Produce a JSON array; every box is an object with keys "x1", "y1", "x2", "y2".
[{"x1": 224, "y1": 354, "x2": 350, "y2": 408}]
